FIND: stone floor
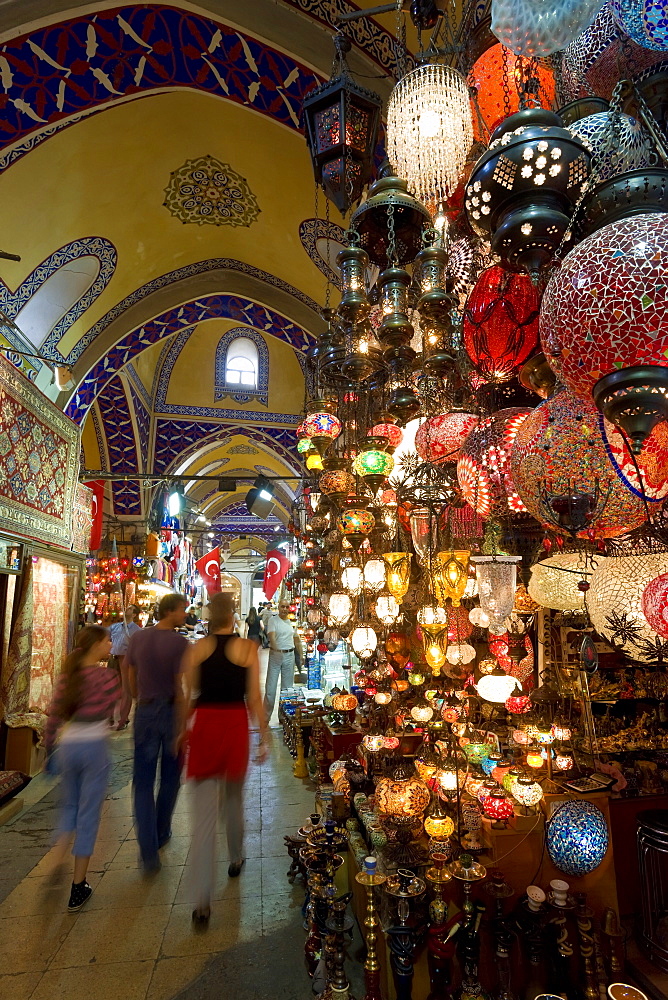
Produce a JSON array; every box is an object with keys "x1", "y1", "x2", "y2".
[{"x1": 0, "y1": 653, "x2": 336, "y2": 1000}]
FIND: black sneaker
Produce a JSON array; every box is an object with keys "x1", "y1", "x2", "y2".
[
  {"x1": 227, "y1": 859, "x2": 245, "y2": 878},
  {"x1": 68, "y1": 881, "x2": 93, "y2": 911}
]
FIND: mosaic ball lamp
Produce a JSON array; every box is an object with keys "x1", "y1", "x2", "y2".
[
  {"x1": 319, "y1": 468, "x2": 356, "y2": 501},
  {"x1": 353, "y1": 447, "x2": 395, "y2": 484},
  {"x1": 336, "y1": 506, "x2": 375, "y2": 539},
  {"x1": 528, "y1": 552, "x2": 606, "y2": 611},
  {"x1": 540, "y1": 214, "x2": 668, "y2": 398},
  {"x1": 477, "y1": 669, "x2": 521, "y2": 703},
  {"x1": 547, "y1": 800, "x2": 609, "y2": 877},
  {"x1": 463, "y1": 266, "x2": 540, "y2": 382},
  {"x1": 469, "y1": 43, "x2": 555, "y2": 135},
  {"x1": 588, "y1": 551, "x2": 668, "y2": 662},
  {"x1": 371, "y1": 422, "x2": 403, "y2": 451},
  {"x1": 458, "y1": 408, "x2": 531, "y2": 516},
  {"x1": 641, "y1": 572, "x2": 668, "y2": 639},
  {"x1": 424, "y1": 812, "x2": 455, "y2": 839},
  {"x1": 415, "y1": 412, "x2": 480, "y2": 464},
  {"x1": 302, "y1": 410, "x2": 342, "y2": 455},
  {"x1": 570, "y1": 111, "x2": 654, "y2": 180},
  {"x1": 610, "y1": 0, "x2": 668, "y2": 49},
  {"x1": 505, "y1": 694, "x2": 532, "y2": 714},
  {"x1": 491, "y1": 0, "x2": 609, "y2": 56},
  {"x1": 512, "y1": 776, "x2": 544, "y2": 809},
  {"x1": 376, "y1": 769, "x2": 431, "y2": 819},
  {"x1": 510, "y1": 386, "x2": 668, "y2": 537},
  {"x1": 297, "y1": 437, "x2": 312, "y2": 454},
  {"x1": 483, "y1": 791, "x2": 514, "y2": 825}
]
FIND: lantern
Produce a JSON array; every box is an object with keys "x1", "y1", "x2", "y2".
[
  {"x1": 320, "y1": 467, "x2": 356, "y2": 501},
  {"x1": 306, "y1": 452, "x2": 324, "y2": 472},
  {"x1": 409, "y1": 507, "x2": 438, "y2": 565},
  {"x1": 351, "y1": 626, "x2": 378, "y2": 660},
  {"x1": 458, "y1": 408, "x2": 531, "y2": 516},
  {"x1": 462, "y1": 737, "x2": 495, "y2": 763},
  {"x1": 589, "y1": 550, "x2": 668, "y2": 662},
  {"x1": 506, "y1": 694, "x2": 532, "y2": 714},
  {"x1": 526, "y1": 747, "x2": 544, "y2": 769},
  {"x1": 512, "y1": 776, "x2": 544, "y2": 810},
  {"x1": 331, "y1": 690, "x2": 359, "y2": 713},
  {"x1": 417, "y1": 605, "x2": 449, "y2": 674},
  {"x1": 424, "y1": 801, "x2": 455, "y2": 839},
  {"x1": 386, "y1": 62, "x2": 474, "y2": 206},
  {"x1": 341, "y1": 566, "x2": 363, "y2": 596},
  {"x1": 297, "y1": 437, "x2": 312, "y2": 454},
  {"x1": 411, "y1": 699, "x2": 435, "y2": 724},
  {"x1": 463, "y1": 266, "x2": 540, "y2": 382},
  {"x1": 376, "y1": 764, "x2": 431, "y2": 819},
  {"x1": 472, "y1": 555, "x2": 521, "y2": 630},
  {"x1": 371, "y1": 422, "x2": 403, "y2": 452},
  {"x1": 375, "y1": 594, "x2": 401, "y2": 626},
  {"x1": 551, "y1": 720, "x2": 572, "y2": 741},
  {"x1": 642, "y1": 572, "x2": 668, "y2": 639},
  {"x1": 491, "y1": 759, "x2": 514, "y2": 784},
  {"x1": 547, "y1": 800, "x2": 609, "y2": 877},
  {"x1": 353, "y1": 445, "x2": 395, "y2": 489},
  {"x1": 363, "y1": 559, "x2": 386, "y2": 593},
  {"x1": 438, "y1": 759, "x2": 464, "y2": 795},
  {"x1": 477, "y1": 668, "x2": 521, "y2": 703},
  {"x1": 431, "y1": 550, "x2": 470, "y2": 606},
  {"x1": 446, "y1": 643, "x2": 476, "y2": 667},
  {"x1": 529, "y1": 552, "x2": 604, "y2": 611},
  {"x1": 555, "y1": 754, "x2": 573, "y2": 771},
  {"x1": 571, "y1": 111, "x2": 654, "y2": 181},
  {"x1": 302, "y1": 409, "x2": 342, "y2": 457},
  {"x1": 302, "y1": 33, "x2": 382, "y2": 215},
  {"x1": 374, "y1": 690, "x2": 393, "y2": 705},
  {"x1": 383, "y1": 552, "x2": 412, "y2": 604},
  {"x1": 610, "y1": 0, "x2": 668, "y2": 50},
  {"x1": 483, "y1": 791, "x2": 514, "y2": 825},
  {"x1": 415, "y1": 412, "x2": 480, "y2": 465},
  {"x1": 336, "y1": 504, "x2": 375, "y2": 542},
  {"x1": 502, "y1": 767, "x2": 524, "y2": 792},
  {"x1": 328, "y1": 592, "x2": 353, "y2": 627},
  {"x1": 540, "y1": 214, "x2": 668, "y2": 399},
  {"x1": 491, "y1": 0, "x2": 609, "y2": 56},
  {"x1": 481, "y1": 751, "x2": 504, "y2": 776}
]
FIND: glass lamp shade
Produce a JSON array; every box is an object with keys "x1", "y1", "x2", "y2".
[
  {"x1": 491, "y1": 760, "x2": 514, "y2": 783},
  {"x1": 547, "y1": 800, "x2": 609, "y2": 877},
  {"x1": 306, "y1": 452, "x2": 324, "y2": 471},
  {"x1": 526, "y1": 747, "x2": 544, "y2": 769},
  {"x1": 571, "y1": 111, "x2": 655, "y2": 181},
  {"x1": 477, "y1": 670, "x2": 521, "y2": 703},
  {"x1": 374, "y1": 689, "x2": 393, "y2": 704},
  {"x1": 438, "y1": 760, "x2": 464, "y2": 793},
  {"x1": 446, "y1": 643, "x2": 477, "y2": 667},
  {"x1": 610, "y1": 0, "x2": 668, "y2": 52},
  {"x1": 415, "y1": 413, "x2": 480, "y2": 464},
  {"x1": 463, "y1": 266, "x2": 540, "y2": 382},
  {"x1": 320, "y1": 468, "x2": 356, "y2": 500},
  {"x1": 375, "y1": 594, "x2": 401, "y2": 625},
  {"x1": 469, "y1": 43, "x2": 556, "y2": 135},
  {"x1": 502, "y1": 767, "x2": 524, "y2": 792},
  {"x1": 463, "y1": 738, "x2": 495, "y2": 763},
  {"x1": 512, "y1": 777, "x2": 544, "y2": 808},
  {"x1": 328, "y1": 592, "x2": 353, "y2": 626},
  {"x1": 411, "y1": 700, "x2": 435, "y2": 723},
  {"x1": 492, "y1": 0, "x2": 608, "y2": 56},
  {"x1": 506, "y1": 694, "x2": 532, "y2": 714},
  {"x1": 483, "y1": 791, "x2": 514, "y2": 822},
  {"x1": 469, "y1": 607, "x2": 490, "y2": 628},
  {"x1": 297, "y1": 437, "x2": 313, "y2": 454},
  {"x1": 458, "y1": 408, "x2": 531, "y2": 516},
  {"x1": 424, "y1": 812, "x2": 455, "y2": 839},
  {"x1": 481, "y1": 751, "x2": 503, "y2": 776},
  {"x1": 353, "y1": 448, "x2": 395, "y2": 480},
  {"x1": 336, "y1": 507, "x2": 376, "y2": 537},
  {"x1": 472, "y1": 556, "x2": 521, "y2": 629},
  {"x1": 351, "y1": 626, "x2": 378, "y2": 660},
  {"x1": 555, "y1": 753, "x2": 573, "y2": 770},
  {"x1": 363, "y1": 559, "x2": 386, "y2": 593},
  {"x1": 331, "y1": 690, "x2": 359, "y2": 712},
  {"x1": 383, "y1": 552, "x2": 413, "y2": 603},
  {"x1": 371, "y1": 422, "x2": 404, "y2": 451},
  {"x1": 511, "y1": 385, "x2": 668, "y2": 538},
  {"x1": 408, "y1": 669, "x2": 426, "y2": 686},
  {"x1": 409, "y1": 507, "x2": 438, "y2": 563},
  {"x1": 386, "y1": 62, "x2": 474, "y2": 205},
  {"x1": 341, "y1": 566, "x2": 363, "y2": 596},
  {"x1": 541, "y1": 214, "x2": 668, "y2": 400},
  {"x1": 529, "y1": 552, "x2": 604, "y2": 611},
  {"x1": 589, "y1": 551, "x2": 668, "y2": 662},
  {"x1": 551, "y1": 720, "x2": 572, "y2": 740},
  {"x1": 431, "y1": 550, "x2": 470, "y2": 607},
  {"x1": 418, "y1": 605, "x2": 448, "y2": 671},
  {"x1": 642, "y1": 572, "x2": 668, "y2": 639},
  {"x1": 375, "y1": 772, "x2": 431, "y2": 818},
  {"x1": 536, "y1": 727, "x2": 555, "y2": 745},
  {"x1": 303, "y1": 411, "x2": 342, "y2": 451},
  {"x1": 511, "y1": 728, "x2": 531, "y2": 747}
]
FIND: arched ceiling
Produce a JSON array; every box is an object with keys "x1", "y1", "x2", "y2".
[{"x1": 0, "y1": 0, "x2": 484, "y2": 533}]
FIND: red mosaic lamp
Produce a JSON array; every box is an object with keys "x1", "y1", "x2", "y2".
[
  {"x1": 641, "y1": 572, "x2": 668, "y2": 640},
  {"x1": 457, "y1": 407, "x2": 531, "y2": 516},
  {"x1": 483, "y1": 790, "x2": 514, "y2": 827},
  {"x1": 415, "y1": 411, "x2": 480, "y2": 464},
  {"x1": 463, "y1": 266, "x2": 540, "y2": 382}
]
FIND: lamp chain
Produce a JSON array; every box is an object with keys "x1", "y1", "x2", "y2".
[
  {"x1": 501, "y1": 45, "x2": 512, "y2": 118},
  {"x1": 387, "y1": 202, "x2": 398, "y2": 267}
]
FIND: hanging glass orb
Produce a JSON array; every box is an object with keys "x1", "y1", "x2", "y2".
[
  {"x1": 551, "y1": 719, "x2": 572, "y2": 740},
  {"x1": 353, "y1": 447, "x2": 395, "y2": 481},
  {"x1": 374, "y1": 689, "x2": 393, "y2": 705},
  {"x1": 610, "y1": 0, "x2": 668, "y2": 50},
  {"x1": 463, "y1": 266, "x2": 540, "y2": 382},
  {"x1": 529, "y1": 552, "x2": 605, "y2": 611},
  {"x1": 371, "y1": 422, "x2": 403, "y2": 451},
  {"x1": 546, "y1": 800, "x2": 609, "y2": 877},
  {"x1": 447, "y1": 604, "x2": 474, "y2": 643},
  {"x1": 541, "y1": 214, "x2": 668, "y2": 399},
  {"x1": 375, "y1": 594, "x2": 401, "y2": 626},
  {"x1": 363, "y1": 559, "x2": 386, "y2": 593},
  {"x1": 472, "y1": 555, "x2": 521, "y2": 630},
  {"x1": 570, "y1": 111, "x2": 654, "y2": 180},
  {"x1": 642, "y1": 572, "x2": 668, "y2": 639},
  {"x1": 446, "y1": 643, "x2": 477, "y2": 666},
  {"x1": 383, "y1": 552, "x2": 413, "y2": 604},
  {"x1": 506, "y1": 694, "x2": 532, "y2": 714},
  {"x1": 588, "y1": 551, "x2": 668, "y2": 662},
  {"x1": 328, "y1": 592, "x2": 353, "y2": 627},
  {"x1": 297, "y1": 437, "x2": 312, "y2": 454},
  {"x1": 320, "y1": 467, "x2": 356, "y2": 501},
  {"x1": 469, "y1": 607, "x2": 491, "y2": 628},
  {"x1": 386, "y1": 63, "x2": 474, "y2": 206},
  {"x1": 502, "y1": 766, "x2": 524, "y2": 792},
  {"x1": 477, "y1": 669, "x2": 521, "y2": 703},
  {"x1": 491, "y1": 759, "x2": 514, "y2": 784},
  {"x1": 491, "y1": 0, "x2": 607, "y2": 56},
  {"x1": 458, "y1": 408, "x2": 531, "y2": 516},
  {"x1": 351, "y1": 626, "x2": 378, "y2": 660},
  {"x1": 415, "y1": 412, "x2": 480, "y2": 464},
  {"x1": 469, "y1": 43, "x2": 556, "y2": 135},
  {"x1": 482, "y1": 751, "x2": 504, "y2": 776},
  {"x1": 411, "y1": 699, "x2": 435, "y2": 723},
  {"x1": 341, "y1": 566, "x2": 363, "y2": 596}
]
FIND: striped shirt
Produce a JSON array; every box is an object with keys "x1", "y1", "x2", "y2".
[{"x1": 45, "y1": 666, "x2": 120, "y2": 751}]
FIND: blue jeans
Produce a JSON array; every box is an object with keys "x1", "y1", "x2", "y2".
[
  {"x1": 56, "y1": 739, "x2": 109, "y2": 857},
  {"x1": 264, "y1": 650, "x2": 295, "y2": 719},
  {"x1": 133, "y1": 701, "x2": 182, "y2": 865}
]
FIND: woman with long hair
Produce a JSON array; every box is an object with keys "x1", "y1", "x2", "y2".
[
  {"x1": 244, "y1": 606, "x2": 262, "y2": 646},
  {"x1": 180, "y1": 592, "x2": 269, "y2": 924},
  {"x1": 45, "y1": 625, "x2": 119, "y2": 910}
]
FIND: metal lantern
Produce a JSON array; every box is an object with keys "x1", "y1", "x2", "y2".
[
  {"x1": 375, "y1": 594, "x2": 401, "y2": 625},
  {"x1": 351, "y1": 168, "x2": 432, "y2": 269},
  {"x1": 465, "y1": 108, "x2": 591, "y2": 276},
  {"x1": 463, "y1": 266, "x2": 540, "y2": 382},
  {"x1": 417, "y1": 605, "x2": 449, "y2": 674},
  {"x1": 302, "y1": 33, "x2": 382, "y2": 215},
  {"x1": 329, "y1": 592, "x2": 353, "y2": 627},
  {"x1": 546, "y1": 800, "x2": 609, "y2": 877},
  {"x1": 383, "y1": 552, "x2": 413, "y2": 604}
]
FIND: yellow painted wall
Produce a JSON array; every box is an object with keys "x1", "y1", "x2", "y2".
[{"x1": 81, "y1": 410, "x2": 101, "y2": 469}]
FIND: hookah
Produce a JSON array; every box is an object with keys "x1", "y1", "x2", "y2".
[
  {"x1": 355, "y1": 856, "x2": 388, "y2": 1000},
  {"x1": 575, "y1": 893, "x2": 606, "y2": 1000},
  {"x1": 483, "y1": 870, "x2": 516, "y2": 1000},
  {"x1": 546, "y1": 879, "x2": 579, "y2": 1000},
  {"x1": 301, "y1": 820, "x2": 346, "y2": 985},
  {"x1": 384, "y1": 868, "x2": 428, "y2": 1000},
  {"x1": 322, "y1": 891, "x2": 356, "y2": 1000},
  {"x1": 449, "y1": 854, "x2": 489, "y2": 1000},
  {"x1": 425, "y1": 852, "x2": 460, "y2": 1000}
]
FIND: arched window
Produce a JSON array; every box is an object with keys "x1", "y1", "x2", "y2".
[{"x1": 225, "y1": 336, "x2": 258, "y2": 388}]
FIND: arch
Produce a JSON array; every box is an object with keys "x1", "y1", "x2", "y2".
[
  {"x1": 215, "y1": 328, "x2": 268, "y2": 405},
  {"x1": 14, "y1": 256, "x2": 100, "y2": 348},
  {"x1": 155, "y1": 422, "x2": 299, "y2": 478}
]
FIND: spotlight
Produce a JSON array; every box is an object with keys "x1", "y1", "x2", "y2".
[
  {"x1": 246, "y1": 476, "x2": 275, "y2": 519},
  {"x1": 168, "y1": 491, "x2": 182, "y2": 517}
]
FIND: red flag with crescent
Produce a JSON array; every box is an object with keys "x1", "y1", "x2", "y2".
[
  {"x1": 84, "y1": 480, "x2": 105, "y2": 551},
  {"x1": 196, "y1": 547, "x2": 222, "y2": 596},
  {"x1": 263, "y1": 549, "x2": 291, "y2": 600}
]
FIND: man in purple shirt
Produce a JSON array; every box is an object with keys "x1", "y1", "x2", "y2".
[{"x1": 127, "y1": 592, "x2": 189, "y2": 873}]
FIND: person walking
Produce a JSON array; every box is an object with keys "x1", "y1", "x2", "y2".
[
  {"x1": 126, "y1": 592, "x2": 189, "y2": 873},
  {"x1": 45, "y1": 625, "x2": 119, "y2": 910},
  {"x1": 244, "y1": 606, "x2": 262, "y2": 646},
  {"x1": 181, "y1": 592, "x2": 269, "y2": 924},
  {"x1": 108, "y1": 605, "x2": 141, "y2": 730},
  {"x1": 264, "y1": 599, "x2": 303, "y2": 721},
  {"x1": 260, "y1": 602, "x2": 274, "y2": 648}
]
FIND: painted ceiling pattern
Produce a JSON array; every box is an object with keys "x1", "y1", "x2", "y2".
[
  {"x1": 96, "y1": 374, "x2": 142, "y2": 515},
  {"x1": 153, "y1": 421, "x2": 297, "y2": 475},
  {"x1": 163, "y1": 155, "x2": 260, "y2": 228}
]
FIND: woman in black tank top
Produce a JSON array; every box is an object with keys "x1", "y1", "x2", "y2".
[{"x1": 179, "y1": 593, "x2": 269, "y2": 924}]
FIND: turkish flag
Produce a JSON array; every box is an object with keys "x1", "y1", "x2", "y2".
[
  {"x1": 263, "y1": 549, "x2": 291, "y2": 601},
  {"x1": 84, "y1": 480, "x2": 105, "y2": 551},
  {"x1": 196, "y1": 547, "x2": 222, "y2": 596}
]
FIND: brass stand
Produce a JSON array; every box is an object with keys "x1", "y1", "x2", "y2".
[
  {"x1": 425, "y1": 854, "x2": 457, "y2": 1000},
  {"x1": 355, "y1": 856, "x2": 387, "y2": 1000},
  {"x1": 294, "y1": 705, "x2": 309, "y2": 778}
]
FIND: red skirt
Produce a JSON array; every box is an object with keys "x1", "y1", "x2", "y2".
[{"x1": 186, "y1": 704, "x2": 249, "y2": 782}]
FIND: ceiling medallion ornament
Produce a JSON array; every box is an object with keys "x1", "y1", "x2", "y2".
[{"x1": 163, "y1": 155, "x2": 260, "y2": 228}]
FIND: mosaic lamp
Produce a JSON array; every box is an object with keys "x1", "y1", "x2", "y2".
[
  {"x1": 458, "y1": 408, "x2": 531, "y2": 516},
  {"x1": 483, "y1": 790, "x2": 514, "y2": 827},
  {"x1": 463, "y1": 266, "x2": 540, "y2": 382},
  {"x1": 589, "y1": 550, "x2": 668, "y2": 662},
  {"x1": 431, "y1": 550, "x2": 470, "y2": 607},
  {"x1": 353, "y1": 439, "x2": 395, "y2": 491},
  {"x1": 528, "y1": 552, "x2": 605, "y2": 611},
  {"x1": 424, "y1": 799, "x2": 455, "y2": 840},
  {"x1": 386, "y1": 62, "x2": 474, "y2": 207},
  {"x1": 371, "y1": 422, "x2": 403, "y2": 452},
  {"x1": 302, "y1": 32, "x2": 382, "y2": 215},
  {"x1": 512, "y1": 776, "x2": 544, "y2": 812},
  {"x1": 546, "y1": 800, "x2": 609, "y2": 877},
  {"x1": 570, "y1": 110, "x2": 654, "y2": 181},
  {"x1": 375, "y1": 761, "x2": 431, "y2": 819},
  {"x1": 446, "y1": 642, "x2": 477, "y2": 667},
  {"x1": 610, "y1": 0, "x2": 668, "y2": 50},
  {"x1": 642, "y1": 572, "x2": 668, "y2": 639},
  {"x1": 415, "y1": 412, "x2": 480, "y2": 465},
  {"x1": 319, "y1": 465, "x2": 356, "y2": 502},
  {"x1": 306, "y1": 450, "x2": 324, "y2": 472},
  {"x1": 297, "y1": 437, "x2": 312, "y2": 454},
  {"x1": 383, "y1": 552, "x2": 413, "y2": 604},
  {"x1": 472, "y1": 555, "x2": 521, "y2": 629},
  {"x1": 303, "y1": 406, "x2": 342, "y2": 458},
  {"x1": 411, "y1": 697, "x2": 435, "y2": 724},
  {"x1": 491, "y1": 0, "x2": 608, "y2": 56},
  {"x1": 336, "y1": 499, "x2": 376, "y2": 548},
  {"x1": 341, "y1": 566, "x2": 363, "y2": 596},
  {"x1": 469, "y1": 43, "x2": 556, "y2": 136}
]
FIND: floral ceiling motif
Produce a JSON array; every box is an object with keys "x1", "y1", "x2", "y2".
[{"x1": 163, "y1": 156, "x2": 260, "y2": 228}]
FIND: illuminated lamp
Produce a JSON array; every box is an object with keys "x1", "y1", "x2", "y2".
[
  {"x1": 458, "y1": 409, "x2": 531, "y2": 516},
  {"x1": 502, "y1": 767, "x2": 524, "y2": 792},
  {"x1": 375, "y1": 763, "x2": 431, "y2": 819},
  {"x1": 364, "y1": 685, "x2": 377, "y2": 697},
  {"x1": 411, "y1": 698, "x2": 435, "y2": 724},
  {"x1": 526, "y1": 746, "x2": 544, "y2": 769},
  {"x1": 391, "y1": 677, "x2": 409, "y2": 692},
  {"x1": 463, "y1": 266, "x2": 540, "y2": 382},
  {"x1": 546, "y1": 800, "x2": 609, "y2": 877},
  {"x1": 331, "y1": 690, "x2": 358, "y2": 712},
  {"x1": 336, "y1": 500, "x2": 376, "y2": 547},
  {"x1": 371, "y1": 422, "x2": 403, "y2": 451},
  {"x1": 431, "y1": 550, "x2": 470, "y2": 606},
  {"x1": 341, "y1": 566, "x2": 363, "y2": 596},
  {"x1": 408, "y1": 669, "x2": 425, "y2": 686},
  {"x1": 374, "y1": 689, "x2": 393, "y2": 705},
  {"x1": 424, "y1": 800, "x2": 455, "y2": 840},
  {"x1": 551, "y1": 719, "x2": 572, "y2": 741},
  {"x1": 303, "y1": 406, "x2": 342, "y2": 458},
  {"x1": 642, "y1": 572, "x2": 668, "y2": 639},
  {"x1": 477, "y1": 666, "x2": 520, "y2": 703},
  {"x1": 469, "y1": 607, "x2": 490, "y2": 628},
  {"x1": 463, "y1": 738, "x2": 494, "y2": 764},
  {"x1": 351, "y1": 626, "x2": 378, "y2": 660},
  {"x1": 491, "y1": 759, "x2": 514, "y2": 784},
  {"x1": 328, "y1": 592, "x2": 352, "y2": 627},
  {"x1": 383, "y1": 552, "x2": 412, "y2": 604},
  {"x1": 472, "y1": 555, "x2": 521, "y2": 630},
  {"x1": 417, "y1": 605, "x2": 448, "y2": 674},
  {"x1": 469, "y1": 44, "x2": 555, "y2": 135},
  {"x1": 438, "y1": 759, "x2": 463, "y2": 795},
  {"x1": 492, "y1": 0, "x2": 610, "y2": 56},
  {"x1": 481, "y1": 751, "x2": 504, "y2": 776},
  {"x1": 409, "y1": 507, "x2": 437, "y2": 566},
  {"x1": 415, "y1": 412, "x2": 480, "y2": 465},
  {"x1": 353, "y1": 441, "x2": 395, "y2": 491},
  {"x1": 528, "y1": 552, "x2": 604, "y2": 611},
  {"x1": 447, "y1": 605, "x2": 473, "y2": 643},
  {"x1": 483, "y1": 791, "x2": 514, "y2": 826},
  {"x1": 506, "y1": 694, "x2": 532, "y2": 714},
  {"x1": 555, "y1": 753, "x2": 573, "y2": 771},
  {"x1": 363, "y1": 559, "x2": 386, "y2": 593},
  {"x1": 477, "y1": 779, "x2": 498, "y2": 803},
  {"x1": 375, "y1": 594, "x2": 401, "y2": 625},
  {"x1": 512, "y1": 776, "x2": 544, "y2": 811},
  {"x1": 536, "y1": 726, "x2": 555, "y2": 745},
  {"x1": 589, "y1": 550, "x2": 668, "y2": 662},
  {"x1": 320, "y1": 466, "x2": 356, "y2": 501},
  {"x1": 446, "y1": 643, "x2": 477, "y2": 667},
  {"x1": 511, "y1": 728, "x2": 531, "y2": 746},
  {"x1": 306, "y1": 451, "x2": 324, "y2": 472},
  {"x1": 610, "y1": 0, "x2": 668, "y2": 51},
  {"x1": 297, "y1": 437, "x2": 312, "y2": 454},
  {"x1": 441, "y1": 701, "x2": 463, "y2": 724}
]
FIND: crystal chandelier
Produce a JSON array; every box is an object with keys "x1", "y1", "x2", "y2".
[{"x1": 386, "y1": 63, "x2": 473, "y2": 206}]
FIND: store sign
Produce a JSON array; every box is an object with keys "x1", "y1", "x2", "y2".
[{"x1": 196, "y1": 547, "x2": 221, "y2": 595}]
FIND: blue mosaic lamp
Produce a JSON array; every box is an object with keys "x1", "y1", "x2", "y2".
[
  {"x1": 610, "y1": 0, "x2": 668, "y2": 51},
  {"x1": 546, "y1": 800, "x2": 609, "y2": 877}
]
